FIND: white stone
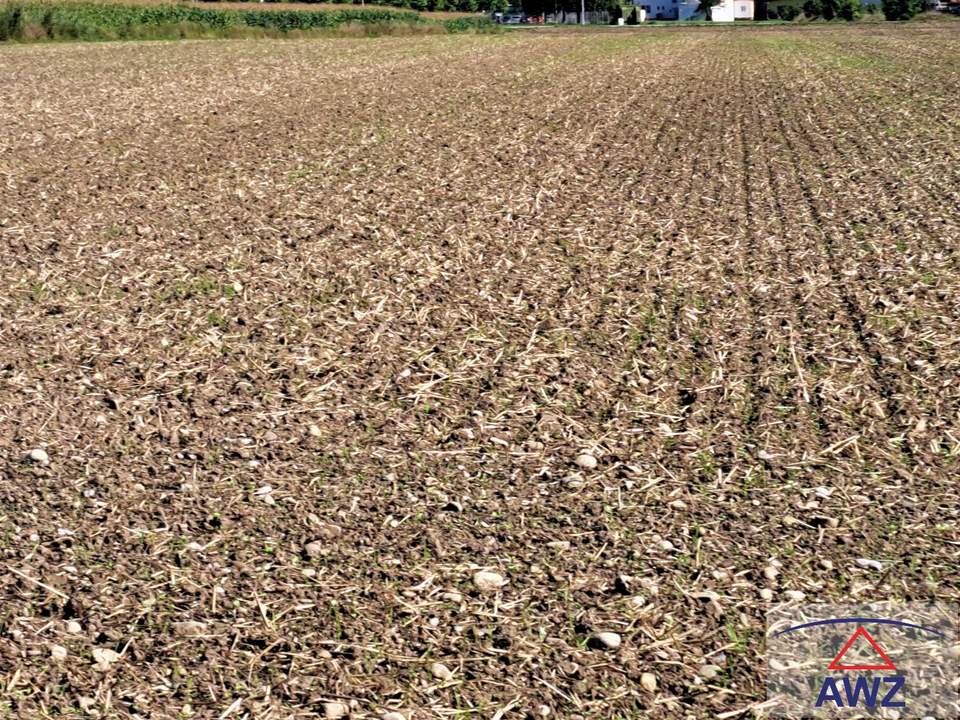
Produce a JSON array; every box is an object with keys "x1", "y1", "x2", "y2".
[
  {"x1": 855, "y1": 558, "x2": 883, "y2": 571},
  {"x1": 592, "y1": 631, "x2": 621, "y2": 649},
  {"x1": 323, "y1": 702, "x2": 349, "y2": 719},
  {"x1": 640, "y1": 672, "x2": 657, "y2": 692},
  {"x1": 92, "y1": 647, "x2": 119, "y2": 670},
  {"x1": 575, "y1": 453, "x2": 598, "y2": 470},
  {"x1": 430, "y1": 662, "x2": 453, "y2": 681},
  {"x1": 27, "y1": 448, "x2": 49, "y2": 465},
  {"x1": 699, "y1": 663, "x2": 721, "y2": 679},
  {"x1": 50, "y1": 644, "x2": 67, "y2": 661},
  {"x1": 473, "y1": 570, "x2": 506, "y2": 593}
]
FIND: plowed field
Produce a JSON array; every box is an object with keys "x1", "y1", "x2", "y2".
[{"x1": 1, "y1": 23, "x2": 959, "y2": 719}]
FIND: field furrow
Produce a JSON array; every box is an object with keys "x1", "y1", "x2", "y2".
[{"x1": 1, "y1": 22, "x2": 958, "y2": 720}]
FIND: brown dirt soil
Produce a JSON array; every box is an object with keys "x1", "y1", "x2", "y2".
[{"x1": 0, "y1": 22, "x2": 959, "y2": 720}]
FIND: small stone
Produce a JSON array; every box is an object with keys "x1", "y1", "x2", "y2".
[
  {"x1": 659, "y1": 540, "x2": 675, "y2": 552},
  {"x1": 589, "y1": 631, "x2": 622, "y2": 650},
  {"x1": 699, "y1": 663, "x2": 721, "y2": 679},
  {"x1": 441, "y1": 591, "x2": 463, "y2": 603},
  {"x1": 629, "y1": 595, "x2": 646, "y2": 609},
  {"x1": 50, "y1": 644, "x2": 68, "y2": 661},
  {"x1": 315, "y1": 523, "x2": 342, "y2": 539},
  {"x1": 172, "y1": 621, "x2": 207, "y2": 637},
  {"x1": 814, "y1": 486, "x2": 832, "y2": 499},
  {"x1": 763, "y1": 565, "x2": 779, "y2": 581},
  {"x1": 92, "y1": 647, "x2": 119, "y2": 670},
  {"x1": 308, "y1": 424, "x2": 322, "y2": 438},
  {"x1": 323, "y1": 701, "x2": 349, "y2": 719},
  {"x1": 382, "y1": 713, "x2": 406, "y2": 720},
  {"x1": 575, "y1": 453, "x2": 598, "y2": 470},
  {"x1": 759, "y1": 588, "x2": 774, "y2": 601},
  {"x1": 473, "y1": 570, "x2": 506, "y2": 593},
  {"x1": 547, "y1": 541, "x2": 570, "y2": 551},
  {"x1": 783, "y1": 590, "x2": 806, "y2": 601},
  {"x1": 305, "y1": 542, "x2": 325, "y2": 557},
  {"x1": 26, "y1": 448, "x2": 49, "y2": 465},
  {"x1": 66, "y1": 620, "x2": 82, "y2": 634},
  {"x1": 819, "y1": 559, "x2": 834, "y2": 571},
  {"x1": 855, "y1": 558, "x2": 884, "y2": 572},
  {"x1": 430, "y1": 662, "x2": 453, "y2": 680},
  {"x1": 640, "y1": 672, "x2": 657, "y2": 693}
]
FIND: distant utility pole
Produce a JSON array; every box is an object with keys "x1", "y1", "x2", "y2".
[{"x1": 581, "y1": 0, "x2": 586, "y2": 22}]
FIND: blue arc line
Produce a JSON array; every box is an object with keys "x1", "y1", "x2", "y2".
[{"x1": 773, "y1": 617, "x2": 948, "y2": 639}]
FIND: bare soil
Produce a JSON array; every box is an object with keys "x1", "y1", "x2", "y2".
[{"x1": 0, "y1": 22, "x2": 958, "y2": 719}]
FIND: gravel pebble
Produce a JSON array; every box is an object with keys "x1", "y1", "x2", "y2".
[
  {"x1": 173, "y1": 621, "x2": 207, "y2": 636},
  {"x1": 51, "y1": 644, "x2": 68, "y2": 661},
  {"x1": 856, "y1": 558, "x2": 884, "y2": 571},
  {"x1": 590, "y1": 631, "x2": 622, "y2": 650},
  {"x1": 575, "y1": 453, "x2": 598, "y2": 470},
  {"x1": 640, "y1": 672, "x2": 657, "y2": 692},
  {"x1": 473, "y1": 570, "x2": 506, "y2": 593},
  {"x1": 430, "y1": 662, "x2": 453, "y2": 680},
  {"x1": 26, "y1": 448, "x2": 49, "y2": 465},
  {"x1": 92, "y1": 647, "x2": 119, "y2": 670},
  {"x1": 699, "y1": 664, "x2": 721, "y2": 679},
  {"x1": 323, "y1": 702, "x2": 349, "y2": 719}
]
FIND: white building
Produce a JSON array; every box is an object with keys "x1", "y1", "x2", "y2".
[
  {"x1": 635, "y1": 0, "x2": 700, "y2": 18},
  {"x1": 711, "y1": 0, "x2": 753, "y2": 19}
]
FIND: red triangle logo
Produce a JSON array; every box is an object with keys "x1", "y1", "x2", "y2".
[{"x1": 828, "y1": 627, "x2": 897, "y2": 672}]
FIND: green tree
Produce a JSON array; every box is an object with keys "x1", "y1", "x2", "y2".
[
  {"x1": 697, "y1": 0, "x2": 720, "y2": 17},
  {"x1": 804, "y1": 0, "x2": 861, "y2": 18},
  {"x1": 836, "y1": 0, "x2": 861, "y2": 19},
  {"x1": 882, "y1": 0, "x2": 920, "y2": 18}
]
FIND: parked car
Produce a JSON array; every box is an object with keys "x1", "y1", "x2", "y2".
[{"x1": 503, "y1": 12, "x2": 525, "y2": 22}]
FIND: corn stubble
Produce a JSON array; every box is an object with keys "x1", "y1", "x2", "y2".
[{"x1": 0, "y1": 23, "x2": 958, "y2": 719}]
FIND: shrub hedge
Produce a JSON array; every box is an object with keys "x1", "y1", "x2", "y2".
[{"x1": 0, "y1": 1, "x2": 493, "y2": 40}]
